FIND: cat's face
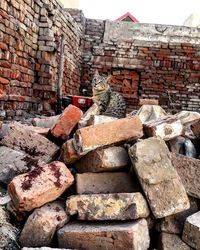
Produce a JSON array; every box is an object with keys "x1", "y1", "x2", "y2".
[{"x1": 92, "y1": 74, "x2": 109, "y2": 92}]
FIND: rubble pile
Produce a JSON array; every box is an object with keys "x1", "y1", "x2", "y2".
[{"x1": 1, "y1": 102, "x2": 200, "y2": 250}]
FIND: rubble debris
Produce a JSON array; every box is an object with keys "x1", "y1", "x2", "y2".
[
  {"x1": 32, "y1": 115, "x2": 60, "y2": 128},
  {"x1": 59, "y1": 139, "x2": 81, "y2": 164},
  {"x1": 136, "y1": 105, "x2": 167, "y2": 124},
  {"x1": 144, "y1": 115, "x2": 183, "y2": 141},
  {"x1": 0, "y1": 146, "x2": 37, "y2": 184},
  {"x1": 74, "y1": 116, "x2": 143, "y2": 155},
  {"x1": 20, "y1": 202, "x2": 68, "y2": 247},
  {"x1": 22, "y1": 248, "x2": 72, "y2": 250},
  {"x1": 139, "y1": 99, "x2": 159, "y2": 106},
  {"x1": 0, "y1": 122, "x2": 59, "y2": 163},
  {"x1": 171, "y1": 153, "x2": 200, "y2": 199},
  {"x1": 76, "y1": 172, "x2": 139, "y2": 194},
  {"x1": 51, "y1": 105, "x2": 83, "y2": 140},
  {"x1": 87, "y1": 115, "x2": 118, "y2": 126},
  {"x1": 129, "y1": 137, "x2": 190, "y2": 218},
  {"x1": 158, "y1": 233, "x2": 191, "y2": 250},
  {"x1": 66, "y1": 193, "x2": 149, "y2": 220},
  {"x1": 78, "y1": 103, "x2": 99, "y2": 128},
  {"x1": 156, "y1": 197, "x2": 198, "y2": 234},
  {"x1": 8, "y1": 161, "x2": 74, "y2": 211},
  {"x1": 57, "y1": 220, "x2": 150, "y2": 250},
  {"x1": 182, "y1": 211, "x2": 200, "y2": 249},
  {"x1": 74, "y1": 146, "x2": 129, "y2": 173}
]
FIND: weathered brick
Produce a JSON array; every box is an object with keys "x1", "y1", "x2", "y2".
[
  {"x1": 0, "y1": 122, "x2": 59, "y2": 163},
  {"x1": 8, "y1": 161, "x2": 74, "y2": 211},
  {"x1": 139, "y1": 99, "x2": 159, "y2": 106},
  {"x1": 87, "y1": 115, "x2": 118, "y2": 126},
  {"x1": 129, "y1": 137, "x2": 189, "y2": 218},
  {"x1": 51, "y1": 105, "x2": 83, "y2": 140},
  {"x1": 171, "y1": 153, "x2": 200, "y2": 199},
  {"x1": 76, "y1": 172, "x2": 139, "y2": 194},
  {"x1": 59, "y1": 139, "x2": 81, "y2": 164},
  {"x1": 74, "y1": 146, "x2": 129, "y2": 172},
  {"x1": 78, "y1": 103, "x2": 99, "y2": 128},
  {"x1": 58, "y1": 219, "x2": 150, "y2": 250},
  {"x1": 32, "y1": 115, "x2": 60, "y2": 128},
  {"x1": 66, "y1": 193, "x2": 149, "y2": 220},
  {"x1": 182, "y1": 211, "x2": 200, "y2": 249},
  {"x1": 20, "y1": 202, "x2": 68, "y2": 247},
  {"x1": 74, "y1": 116, "x2": 143, "y2": 155},
  {"x1": 158, "y1": 233, "x2": 191, "y2": 250},
  {"x1": 144, "y1": 115, "x2": 183, "y2": 141}
]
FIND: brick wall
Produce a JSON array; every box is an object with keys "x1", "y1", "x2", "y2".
[
  {"x1": 81, "y1": 20, "x2": 200, "y2": 112},
  {"x1": 0, "y1": 0, "x2": 82, "y2": 120}
]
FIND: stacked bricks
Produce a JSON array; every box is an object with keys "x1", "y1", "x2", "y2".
[{"x1": 0, "y1": 0, "x2": 83, "y2": 120}]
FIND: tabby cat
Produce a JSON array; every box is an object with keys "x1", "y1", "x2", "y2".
[{"x1": 92, "y1": 71, "x2": 126, "y2": 118}]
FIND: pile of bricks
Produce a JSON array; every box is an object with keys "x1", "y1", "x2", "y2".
[{"x1": 1, "y1": 102, "x2": 200, "y2": 249}]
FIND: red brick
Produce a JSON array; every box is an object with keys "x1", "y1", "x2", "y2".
[
  {"x1": 0, "y1": 42, "x2": 8, "y2": 50},
  {"x1": 60, "y1": 139, "x2": 81, "y2": 164},
  {"x1": 74, "y1": 116, "x2": 143, "y2": 155},
  {"x1": 0, "y1": 77, "x2": 9, "y2": 85},
  {"x1": 51, "y1": 105, "x2": 83, "y2": 140}
]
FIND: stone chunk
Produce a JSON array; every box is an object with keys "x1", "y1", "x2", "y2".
[
  {"x1": 182, "y1": 211, "x2": 200, "y2": 249},
  {"x1": 0, "y1": 146, "x2": 36, "y2": 184},
  {"x1": 32, "y1": 115, "x2": 60, "y2": 128},
  {"x1": 129, "y1": 137, "x2": 189, "y2": 218},
  {"x1": 78, "y1": 103, "x2": 99, "y2": 128},
  {"x1": 8, "y1": 161, "x2": 74, "y2": 211},
  {"x1": 59, "y1": 139, "x2": 81, "y2": 164},
  {"x1": 76, "y1": 172, "x2": 139, "y2": 194},
  {"x1": 51, "y1": 105, "x2": 83, "y2": 140},
  {"x1": 144, "y1": 115, "x2": 183, "y2": 141},
  {"x1": 74, "y1": 116, "x2": 143, "y2": 155},
  {"x1": 171, "y1": 153, "x2": 200, "y2": 199},
  {"x1": 158, "y1": 233, "x2": 191, "y2": 250},
  {"x1": 74, "y1": 146, "x2": 129, "y2": 173},
  {"x1": 58, "y1": 219, "x2": 150, "y2": 250},
  {"x1": 66, "y1": 193, "x2": 149, "y2": 220},
  {"x1": 20, "y1": 202, "x2": 68, "y2": 247},
  {"x1": 0, "y1": 122, "x2": 59, "y2": 163},
  {"x1": 156, "y1": 197, "x2": 198, "y2": 234},
  {"x1": 136, "y1": 105, "x2": 166, "y2": 124},
  {"x1": 87, "y1": 115, "x2": 118, "y2": 126}
]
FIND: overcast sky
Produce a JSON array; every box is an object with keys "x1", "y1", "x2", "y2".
[{"x1": 79, "y1": 0, "x2": 200, "y2": 25}]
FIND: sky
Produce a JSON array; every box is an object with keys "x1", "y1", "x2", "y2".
[{"x1": 79, "y1": 0, "x2": 200, "y2": 26}]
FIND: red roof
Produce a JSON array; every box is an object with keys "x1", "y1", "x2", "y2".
[{"x1": 116, "y1": 12, "x2": 139, "y2": 22}]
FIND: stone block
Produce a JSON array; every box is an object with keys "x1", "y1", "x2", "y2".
[
  {"x1": 129, "y1": 137, "x2": 189, "y2": 218},
  {"x1": 20, "y1": 202, "x2": 68, "y2": 247},
  {"x1": 158, "y1": 233, "x2": 191, "y2": 250},
  {"x1": 176, "y1": 111, "x2": 200, "y2": 126},
  {"x1": 171, "y1": 153, "x2": 200, "y2": 199},
  {"x1": 139, "y1": 99, "x2": 159, "y2": 106},
  {"x1": 58, "y1": 219, "x2": 150, "y2": 250},
  {"x1": 78, "y1": 103, "x2": 99, "y2": 128},
  {"x1": 182, "y1": 211, "x2": 200, "y2": 249},
  {"x1": 76, "y1": 172, "x2": 139, "y2": 194},
  {"x1": 156, "y1": 197, "x2": 198, "y2": 234},
  {"x1": 74, "y1": 116, "x2": 143, "y2": 155},
  {"x1": 144, "y1": 115, "x2": 183, "y2": 141},
  {"x1": 59, "y1": 139, "x2": 81, "y2": 164},
  {"x1": 0, "y1": 122, "x2": 59, "y2": 163},
  {"x1": 0, "y1": 146, "x2": 37, "y2": 184},
  {"x1": 32, "y1": 115, "x2": 60, "y2": 128},
  {"x1": 74, "y1": 146, "x2": 129, "y2": 173},
  {"x1": 66, "y1": 193, "x2": 149, "y2": 220},
  {"x1": 51, "y1": 105, "x2": 83, "y2": 140},
  {"x1": 87, "y1": 115, "x2": 118, "y2": 126},
  {"x1": 136, "y1": 105, "x2": 166, "y2": 124},
  {"x1": 8, "y1": 161, "x2": 74, "y2": 211}
]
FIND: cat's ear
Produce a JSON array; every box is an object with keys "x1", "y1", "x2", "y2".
[
  {"x1": 106, "y1": 75, "x2": 112, "y2": 83},
  {"x1": 94, "y1": 69, "x2": 99, "y2": 76}
]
